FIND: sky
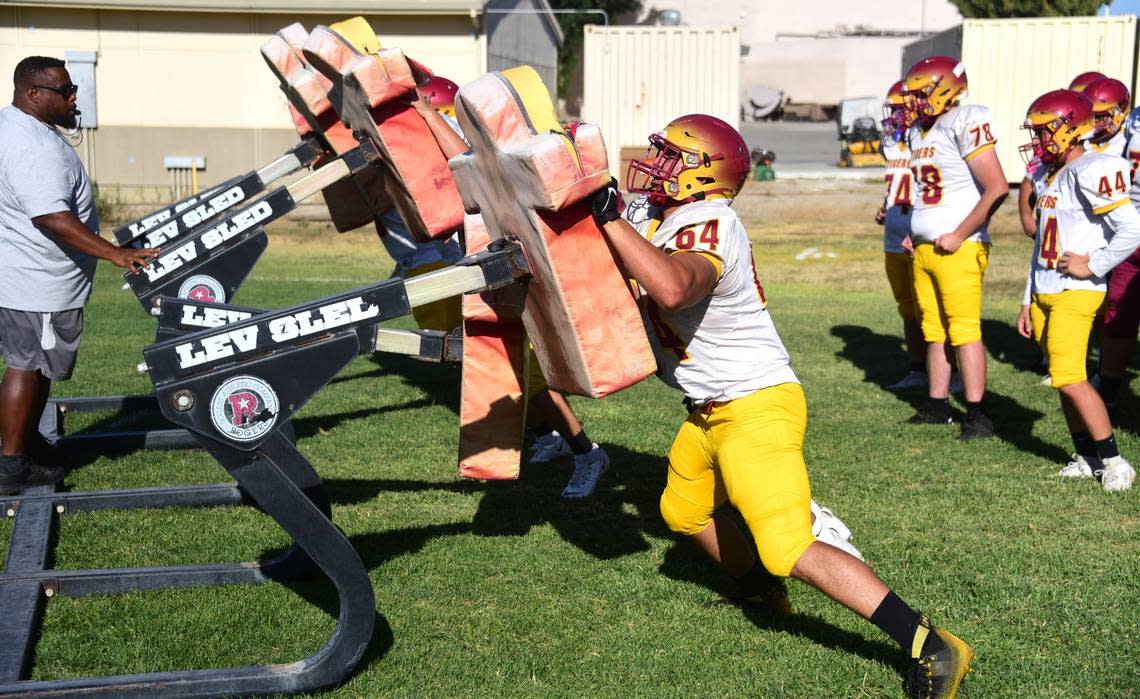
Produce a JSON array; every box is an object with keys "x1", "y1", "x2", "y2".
[{"x1": 1102, "y1": 0, "x2": 1140, "y2": 14}]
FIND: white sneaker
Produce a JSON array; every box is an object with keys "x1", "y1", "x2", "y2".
[
  {"x1": 1056, "y1": 454, "x2": 1096, "y2": 479},
  {"x1": 949, "y1": 372, "x2": 964, "y2": 394},
  {"x1": 811, "y1": 500, "x2": 864, "y2": 561},
  {"x1": 1039, "y1": 373, "x2": 1053, "y2": 386},
  {"x1": 1098, "y1": 456, "x2": 1135, "y2": 493},
  {"x1": 887, "y1": 370, "x2": 927, "y2": 390},
  {"x1": 527, "y1": 431, "x2": 571, "y2": 464},
  {"x1": 561, "y1": 444, "x2": 610, "y2": 499}
]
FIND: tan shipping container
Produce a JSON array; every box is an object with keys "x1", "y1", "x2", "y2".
[
  {"x1": 907, "y1": 16, "x2": 1138, "y2": 181},
  {"x1": 581, "y1": 25, "x2": 740, "y2": 179}
]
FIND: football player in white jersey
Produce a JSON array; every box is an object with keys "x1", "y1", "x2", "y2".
[
  {"x1": 1079, "y1": 78, "x2": 1140, "y2": 413},
  {"x1": 1015, "y1": 90, "x2": 1140, "y2": 492},
  {"x1": 412, "y1": 78, "x2": 610, "y2": 497},
  {"x1": 901, "y1": 56, "x2": 1009, "y2": 440},
  {"x1": 591, "y1": 114, "x2": 974, "y2": 698},
  {"x1": 877, "y1": 80, "x2": 928, "y2": 389}
]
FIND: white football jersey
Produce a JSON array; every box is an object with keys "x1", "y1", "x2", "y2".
[
  {"x1": 907, "y1": 104, "x2": 999, "y2": 244},
  {"x1": 1089, "y1": 129, "x2": 1126, "y2": 157},
  {"x1": 1123, "y1": 107, "x2": 1140, "y2": 206},
  {"x1": 624, "y1": 196, "x2": 798, "y2": 404},
  {"x1": 882, "y1": 139, "x2": 913, "y2": 253},
  {"x1": 1029, "y1": 150, "x2": 1132, "y2": 295}
]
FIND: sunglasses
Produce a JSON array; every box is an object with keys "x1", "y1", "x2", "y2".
[{"x1": 34, "y1": 83, "x2": 79, "y2": 98}]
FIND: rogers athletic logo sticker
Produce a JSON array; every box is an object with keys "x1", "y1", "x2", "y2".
[
  {"x1": 209, "y1": 375, "x2": 279, "y2": 442},
  {"x1": 179, "y1": 275, "x2": 226, "y2": 303}
]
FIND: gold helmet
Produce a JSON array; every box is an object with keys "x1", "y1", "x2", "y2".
[
  {"x1": 1083, "y1": 77, "x2": 1131, "y2": 143},
  {"x1": 903, "y1": 55, "x2": 967, "y2": 124},
  {"x1": 882, "y1": 80, "x2": 910, "y2": 140},
  {"x1": 627, "y1": 114, "x2": 751, "y2": 204},
  {"x1": 1020, "y1": 89, "x2": 1094, "y2": 166}
]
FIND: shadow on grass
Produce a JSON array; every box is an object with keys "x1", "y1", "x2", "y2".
[
  {"x1": 829, "y1": 324, "x2": 926, "y2": 411},
  {"x1": 366, "y1": 353, "x2": 462, "y2": 415},
  {"x1": 981, "y1": 318, "x2": 1044, "y2": 374}
]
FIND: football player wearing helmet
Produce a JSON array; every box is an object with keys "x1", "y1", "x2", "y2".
[
  {"x1": 877, "y1": 81, "x2": 928, "y2": 390},
  {"x1": 901, "y1": 56, "x2": 1009, "y2": 440},
  {"x1": 1016, "y1": 90, "x2": 1140, "y2": 492},
  {"x1": 598, "y1": 114, "x2": 974, "y2": 698}
]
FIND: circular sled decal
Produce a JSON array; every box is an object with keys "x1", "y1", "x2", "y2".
[
  {"x1": 179, "y1": 275, "x2": 226, "y2": 303},
  {"x1": 209, "y1": 375, "x2": 280, "y2": 442}
]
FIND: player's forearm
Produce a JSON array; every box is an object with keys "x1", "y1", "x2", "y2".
[
  {"x1": 1018, "y1": 179, "x2": 1037, "y2": 238},
  {"x1": 598, "y1": 218, "x2": 702, "y2": 311},
  {"x1": 32, "y1": 211, "x2": 120, "y2": 261},
  {"x1": 413, "y1": 103, "x2": 469, "y2": 159},
  {"x1": 952, "y1": 185, "x2": 1009, "y2": 240},
  {"x1": 1089, "y1": 204, "x2": 1140, "y2": 277}
]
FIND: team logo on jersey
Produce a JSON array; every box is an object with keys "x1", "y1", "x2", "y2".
[
  {"x1": 178, "y1": 275, "x2": 226, "y2": 303},
  {"x1": 209, "y1": 375, "x2": 279, "y2": 442}
]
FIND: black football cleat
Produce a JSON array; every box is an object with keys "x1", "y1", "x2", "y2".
[
  {"x1": 904, "y1": 620, "x2": 975, "y2": 699},
  {"x1": 958, "y1": 412, "x2": 994, "y2": 441}
]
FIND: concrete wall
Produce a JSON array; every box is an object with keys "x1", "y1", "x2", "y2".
[
  {"x1": 0, "y1": 6, "x2": 485, "y2": 197},
  {"x1": 486, "y1": 0, "x2": 559, "y2": 97}
]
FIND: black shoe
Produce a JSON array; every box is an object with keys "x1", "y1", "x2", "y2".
[
  {"x1": 0, "y1": 455, "x2": 65, "y2": 495},
  {"x1": 907, "y1": 408, "x2": 953, "y2": 425},
  {"x1": 903, "y1": 619, "x2": 975, "y2": 698},
  {"x1": 958, "y1": 412, "x2": 994, "y2": 441},
  {"x1": 27, "y1": 432, "x2": 61, "y2": 463}
]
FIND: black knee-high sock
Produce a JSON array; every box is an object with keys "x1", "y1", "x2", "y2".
[
  {"x1": 1071, "y1": 431, "x2": 1097, "y2": 459},
  {"x1": 1094, "y1": 434, "x2": 1120, "y2": 460},
  {"x1": 532, "y1": 422, "x2": 555, "y2": 438},
  {"x1": 870, "y1": 591, "x2": 924, "y2": 655}
]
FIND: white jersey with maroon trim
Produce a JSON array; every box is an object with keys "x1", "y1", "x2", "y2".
[
  {"x1": 907, "y1": 103, "x2": 998, "y2": 244},
  {"x1": 1123, "y1": 106, "x2": 1140, "y2": 206},
  {"x1": 1029, "y1": 150, "x2": 1133, "y2": 295},
  {"x1": 882, "y1": 139, "x2": 913, "y2": 252},
  {"x1": 623, "y1": 196, "x2": 798, "y2": 404}
]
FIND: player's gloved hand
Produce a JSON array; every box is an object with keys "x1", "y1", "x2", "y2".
[{"x1": 591, "y1": 178, "x2": 623, "y2": 224}]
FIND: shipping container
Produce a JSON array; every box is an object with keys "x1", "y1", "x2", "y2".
[
  {"x1": 581, "y1": 25, "x2": 740, "y2": 178},
  {"x1": 903, "y1": 16, "x2": 1138, "y2": 181}
]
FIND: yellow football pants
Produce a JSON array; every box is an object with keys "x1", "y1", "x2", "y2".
[
  {"x1": 912, "y1": 240, "x2": 990, "y2": 346},
  {"x1": 660, "y1": 382, "x2": 815, "y2": 577},
  {"x1": 1030, "y1": 289, "x2": 1105, "y2": 388},
  {"x1": 884, "y1": 251, "x2": 919, "y2": 321}
]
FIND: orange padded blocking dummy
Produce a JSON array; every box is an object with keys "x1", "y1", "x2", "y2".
[
  {"x1": 450, "y1": 66, "x2": 655, "y2": 398},
  {"x1": 261, "y1": 22, "x2": 388, "y2": 232},
  {"x1": 301, "y1": 17, "x2": 465, "y2": 242},
  {"x1": 458, "y1": 214, "x2": 528, "y2": 480}
]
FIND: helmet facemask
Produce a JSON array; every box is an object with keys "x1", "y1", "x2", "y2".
[{"x1": 627, "y1": 132, "x2": 726, "y2": 205}]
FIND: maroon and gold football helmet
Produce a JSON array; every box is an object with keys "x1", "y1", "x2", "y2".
[
  {"x1": 1069, "y1": 71, "x2": 1106, "y2": 93},
  {"x1": 903, "y1": 55, "x2": 967, "y2": 126},
  {"x1": 1020, "y1": 89, "x2": 1094, "y2": 166},
  {"x1": 627, "y1": 114, "x2": 751, "y2": 205},
  {"x1": 416, "y1": 75, "x2": 459, "y2": 117},
  {"x1": 1083, "y1": 77, "x2": 1131, "y2": 143},
  {"x1": 882, "y1": 80, "x2": 910, "y2": 141}
]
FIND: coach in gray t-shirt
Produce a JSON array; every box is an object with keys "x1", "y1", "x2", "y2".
[{"x1": 0, "y1": 56, "x2": 157, "y2": 494}]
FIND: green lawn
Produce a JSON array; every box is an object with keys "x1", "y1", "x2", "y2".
[{"x1": 2, "y1": 201, "x2": 1138, "y2": 698}]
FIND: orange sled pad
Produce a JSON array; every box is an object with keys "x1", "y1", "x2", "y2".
[{"x1": 450, "y1": 66, "x2": 655, "y2": 398}]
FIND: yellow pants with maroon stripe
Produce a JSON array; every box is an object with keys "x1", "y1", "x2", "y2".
[
  {"x1": 1030, "y1": 289, "x2": 1105, "y2": 388},
  {"x1": 660, "y1": 382, "x2": 815, "y2": 577},
  {"x1": 912, "y1": 240, "x2": 990, "y2": 346}
]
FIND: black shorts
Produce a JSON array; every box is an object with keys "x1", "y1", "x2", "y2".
[{"x1": 0, "y1": 307, "x2": 84, "y2": 381}]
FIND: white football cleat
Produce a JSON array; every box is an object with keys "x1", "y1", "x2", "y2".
[
  {"x1": 1056, "y1": 454, "x2": 1096, "y2": 479},
  {"x1": 527, "y1": 431, "x2": 572, "y2": 464},
  {"x1": 561, "y1": 444, "x2": 610, "y2": 499},
  {"x1": 1098, "y1": 456, "x2": 1135, "y2": 493},
  {"x1": 1039, "y1": 373, "x2": 1053, "y2": 386},
  {"x1": 811, "y1": 500, "x2": 864, "y2": 561},
  {"x1": 887, "y1": 370, "x2": 927, "y2": 390}
]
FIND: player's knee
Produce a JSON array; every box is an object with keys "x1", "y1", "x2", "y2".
[
  {"x1": 948, "y1": 317, "x2": 981, "y2": 346},
  {"x1": 659, "y1": 490, "x2": 711, "y2": 536},
  {"x1": 755, "y1": 531, "x2": 813, "y2": 578}
]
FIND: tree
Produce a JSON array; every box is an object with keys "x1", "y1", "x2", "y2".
[
  {"x1": 950, "y1": 0, "x2": 1104, "y2": 17},
  {"x1": 548, "y1": 0, "x2": 642, "y2": 98}
]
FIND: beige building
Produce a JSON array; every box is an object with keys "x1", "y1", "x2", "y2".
[
  {"x1": 629, "y1": 1, "x2": 963, "y2": 108},
  {"x1": 1, "y1": 1, "x2": 499, "y2": 200}
]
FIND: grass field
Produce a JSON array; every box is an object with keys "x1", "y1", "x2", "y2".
[{"x1": 2, "y1": 179, "x2": 1138, "y2": 698}]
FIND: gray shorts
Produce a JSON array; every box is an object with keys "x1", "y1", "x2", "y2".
[{"x1": 0, "y1": 307, "x2": 84, "y2": 381}]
